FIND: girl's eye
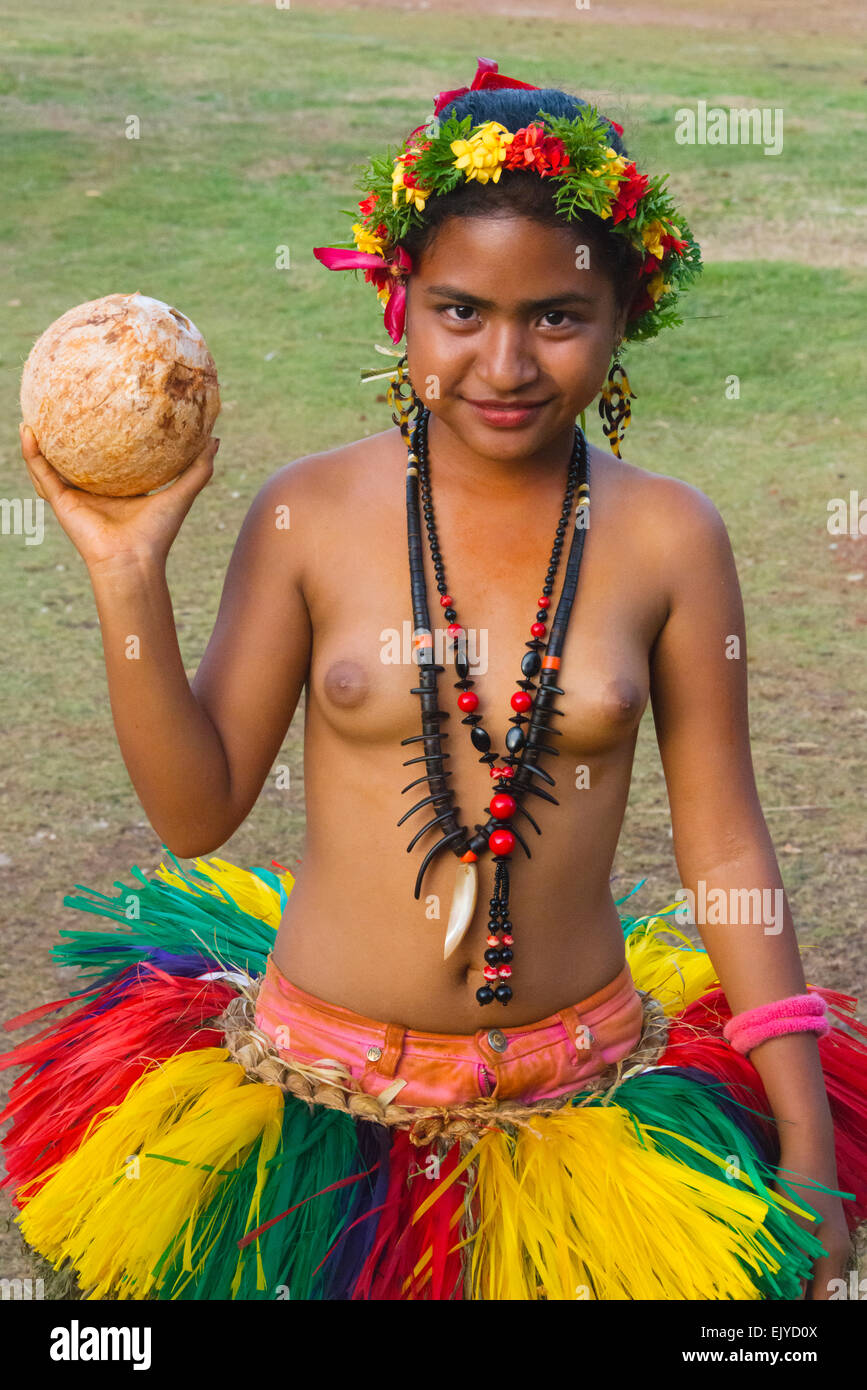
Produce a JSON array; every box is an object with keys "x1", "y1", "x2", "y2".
[{"x1": 438, "y1": 305, "x2": 577, "y2": 327}]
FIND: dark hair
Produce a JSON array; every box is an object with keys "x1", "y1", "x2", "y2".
[{"x1": 399, "y1": 87, "x2": 644, "y2": 322}]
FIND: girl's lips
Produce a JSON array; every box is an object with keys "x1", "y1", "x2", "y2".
[{"x1": 464, "y1": 399, "x2": 550, "y2": 428}]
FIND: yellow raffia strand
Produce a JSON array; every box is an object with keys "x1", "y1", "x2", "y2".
[
  {"x1": 450, "y1": 120, "x2": 515, "y2": 185},
  {"x1": 154, "y1": 855, "x2": 292, "y2": 930},
  {"x1": 622, "y1": 907, "x2": 719, "y2": 1013},
  {"x1": 17, "y1": 1049, "x2": 284, "y2": 1300},
  {"x1": 461, "y1": 1106, "x2": 800, "y2": 1300},
  {"x1": 400, "y1": 1203, "x2": 466, "y2": 1298},
  {"x1": 392, "y1": 159, "x2": 429, "y2": 212}
]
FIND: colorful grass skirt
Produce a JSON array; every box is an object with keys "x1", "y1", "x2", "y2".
[{"x1": 2, "y1": 853, "x2": 867, "y2": 1301}]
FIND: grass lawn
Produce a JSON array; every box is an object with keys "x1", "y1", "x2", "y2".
[{"x1": 0, "y1": 0, "x2": 865, "y2": 1293}]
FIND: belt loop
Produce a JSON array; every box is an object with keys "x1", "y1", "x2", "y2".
[
  {"x1": 557, "y1": 1004, "x2": 594, "y2": 1062},
  {"x1": 372, "y1": 1022, "x2": 406, "y2": 1080}
]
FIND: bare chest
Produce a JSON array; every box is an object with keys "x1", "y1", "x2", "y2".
[{"x1": 304, "y1": 466, "x2": 664, "y2": 761}]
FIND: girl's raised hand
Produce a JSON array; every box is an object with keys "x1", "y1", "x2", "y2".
[{"x1": 20, "y1": 422, "x2": 220, "y2": 574}]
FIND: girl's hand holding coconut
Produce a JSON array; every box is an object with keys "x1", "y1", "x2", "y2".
[
  {"x1": 19, "y1": 422, "x2": 219, "y2": 576},
  {"x1": 19, "y1": 290, "x2": 221, "y2": 575},
  {"x1": 19, "y1": 292, "x2": 233, "y2": 853}
]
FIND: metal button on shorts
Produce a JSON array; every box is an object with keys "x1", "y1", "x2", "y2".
[
  {"x1": 366, "y1": 1046, "x2": 382, "y2": 1062},
  {"x1": 487, "y1": 1028, "x2": 508, "y2": 1053}
]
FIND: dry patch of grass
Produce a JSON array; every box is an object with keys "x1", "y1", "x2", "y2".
[{"x1": 295, "y1": 0, "x2": 864, "y2": 41}]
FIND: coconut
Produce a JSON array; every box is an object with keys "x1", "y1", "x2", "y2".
[{"x1": 20, "y1": 292, "x2": 220, "y2": 496}]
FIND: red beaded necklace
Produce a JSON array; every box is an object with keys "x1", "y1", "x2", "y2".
[{"x1": 395, "y1": 387, "x2": 591, "y2": 1008}]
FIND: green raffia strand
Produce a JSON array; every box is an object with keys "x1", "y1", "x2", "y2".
[
  {"x1": 618, "y1": 895, "x2": 686, "y2": 943},
  {"x1": 581, "y1": 1072, "x2": 834, "y2": 1300},
  {"x1": 150, "y1": 1075, "x2": 841, "y2": 1301},
  {"x1": 155, "y1": 1098, "x2": 365, "y2": 1301},
  {"x1": 52, "y1": 854, "x2": 282, "y2": 990},
  {"x1": 52, "y1": 854, "x2": 686, "y2": 994}
]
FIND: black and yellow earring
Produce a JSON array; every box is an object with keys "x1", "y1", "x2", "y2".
[
  {"x1": 360, "y1": 347, "x2": 422, "y2": 447},
  {"x1": 598, "y1": 349, "x2": 636, "y2": 458},
  {"x1": 386, "y1": 353, "x2": 422, "y2": 448}
]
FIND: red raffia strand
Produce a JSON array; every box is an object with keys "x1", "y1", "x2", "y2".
[
  {"x1": 310, "y1": 1141, "x2": 466, "y2": 1297},
  {"x1": 237, "y1": 1163, "x2": 382, "y2": 1248},
  {"x1": 0, "y1": 966, "x2": 234, "y2": 1205},
  {"x1": 399, "y1": 1142, "x2": 468, "y2": 1300},
  {"x1": 3, "y1": 983, "x2": 104, "y2": 1032},
  {"x1": 351, "y1": 1129, "x2": 467, "y2": 1300},
  {"x1": 792, "y1": 989, "x2": 867, "y2": 1223}
]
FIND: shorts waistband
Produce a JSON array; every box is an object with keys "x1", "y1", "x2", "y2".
[{"x1": 258, "y1": 955, "x2": 638, "y2": 1079}]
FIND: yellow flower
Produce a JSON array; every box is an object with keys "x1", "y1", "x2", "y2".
[
  {"x1": 392, "y1": 159, "x2": 429, "y2": 212},
  {"x1": 603, "y1": 147, "x2": 628, "y2": 177},
  {"x1": 646, "y1": 270, "x2": 670, "y2": 303},
  {"x1": 352, "y1": 222, "x2": 387, "y2": 256},
  {"x1": 588, "y1": 147, "x2": 629, "y2": 193},
  {"x1": 451, "y1": 121, "x2": 515, "y2": 185},
  {"x1": 642, "y1": 219, "x2": 667, "y2": 259}
]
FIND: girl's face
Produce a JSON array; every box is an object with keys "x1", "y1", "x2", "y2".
[{"x1": 405, "y1": 212, "x2": 626, "y2": 461}]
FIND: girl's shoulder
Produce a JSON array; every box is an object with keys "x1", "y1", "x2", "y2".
[
  {"x1": 259, "y1": 426, "x2": 404, "y2": 510},
  {"x1": 592, "y1": 441, "x2": 731, "y2": 543}
]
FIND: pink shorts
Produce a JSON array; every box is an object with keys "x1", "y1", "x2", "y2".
[{"x1": 254, "y1": 956, "x2": 645, "y2": 1108}]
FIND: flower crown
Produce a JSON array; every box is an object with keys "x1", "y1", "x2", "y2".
[{"x1": 314, "y1": 57, "x2": 702, "y2": 348}]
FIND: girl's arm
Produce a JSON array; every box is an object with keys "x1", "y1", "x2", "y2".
[
  {"x1": 646, "y1": 477, "x2": 850, "y2": 1296},
  {"x1": 89, "y1": 463, "x2": 312, "y2": 858}
]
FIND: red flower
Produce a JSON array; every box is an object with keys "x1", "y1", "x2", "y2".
[
  {"x1": 313, "y1": 243, "x2": 413, "y2": 344},
  {"x1": 358, "y1": 193, "x2": 380, "y2": 218},
  {"x1": 402, "y1": 138, "x2": 431, "y2": 162},
  {"x1": 606, "y1": 118, "x2": 624, "y2": 137},
  {"x1": 503, "y1": 124, "x2": 570, "y2": 178},
  {"x1": 610, "y1": 163, "x2": 650, "y2": 224},
  {"x1": 362, "y1": 263, "x2": 390, "y2": 292},
  {"x1": 627, "y1": 286, "x2": 655, "y2": 320},
  {"x1": 637, "y1": 232, "x2": 689, "y2": 278},
  {"x1": 660, "y1": 231, "x2": 689, "y2": 257}
]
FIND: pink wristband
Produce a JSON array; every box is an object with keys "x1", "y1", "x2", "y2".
[{"x1": 723, "y1": 992, "x2": 830, "y2": 1056}]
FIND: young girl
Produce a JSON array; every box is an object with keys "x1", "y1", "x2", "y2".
[{"x1": 7, "y1": 58, "x2": 867, "y2": 1301}]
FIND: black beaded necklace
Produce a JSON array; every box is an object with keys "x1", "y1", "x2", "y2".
[{"x1": 398, "y1": 403, "x2": 590, "y2": 1007}]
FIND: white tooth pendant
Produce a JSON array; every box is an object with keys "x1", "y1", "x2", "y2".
[{"x1": 443, "y1": 859, "x2": 478, "y2": 960}]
